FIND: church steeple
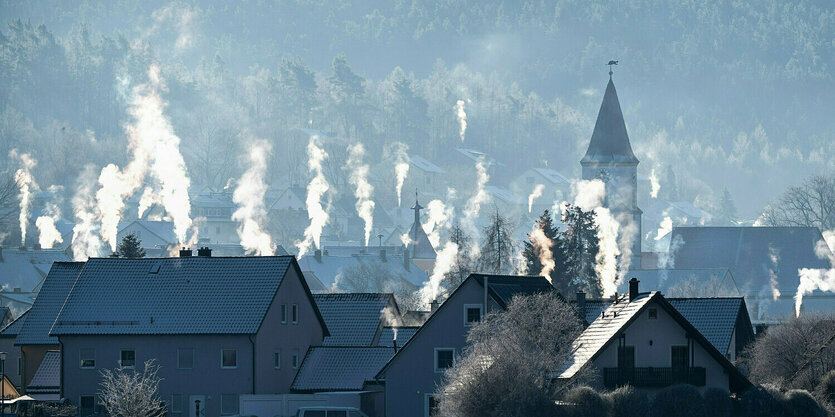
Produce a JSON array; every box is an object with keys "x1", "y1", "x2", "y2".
[
  {"x1": 408, "y1": 191, "x2": 436, "y2": 260},
  {"x1": 581, "y1": 78, "x2": 639, "y2": 166}
]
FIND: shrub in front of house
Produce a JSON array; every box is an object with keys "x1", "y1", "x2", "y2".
[
  {"x1": 703, "y1": 387, "x2": 734, "y2": 417},
  {"x1": 815, "y1": 369, "x2": 835, "y2": 408},
  {"x1": 563, "y1": 385, "x2": 609, "y2": 417},
  {"x1": 647, "y1": 384, "x2": 705, "y2": 417},
  {"x1": 740, "y1": 385, "x2": 787, "y2": 417},
  {"x1": 604, "y1": 385, "x2": 649, "y2": 417},
  {"x1": 783, "y1": 389, "x2": 828, "y2": 417}
]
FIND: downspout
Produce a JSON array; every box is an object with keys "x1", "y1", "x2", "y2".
[
  {"x1": 249, "y1": 334, "x2": 256, "y2": 394},
  {"x1": 20, "y1": 348, "x2": 25, "y2": 394},
  {"x1": 483, "y1": 276, "x2": 489, "y2": 316},
  {"x1": 59, "y1": 339, "x2": 64, "y2": 398}
]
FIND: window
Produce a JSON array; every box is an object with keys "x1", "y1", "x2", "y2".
[
  {"x1": 80, "y1": 395, "x2": 95, "y2": 416},
  {"x1": 80, "y1": 348, "x2": 95, "y2": 369},
  {"x1": 221, "y1": 394, "x2": 239, "y2": 415},
  {"x1": 648, "y1": 308, "x2": 658, "y2": 320},
  {"x1": 292, "y1": 349, "x2": 300, "y2": 369},
  {"x1": 426, "y1": 394, "x2": 441, "y2": 417},
  {"x1": 222, "y1": 349, "x2": 237, "y2": 368},
  {"x1": 274, "y1": 350, "x2": 281, "y2": 369},
  {"x1": 292, "y1": 304, "x2": 299, "y2": 324},
  {"x1": 327, "y1": 411, "x2": 347, "y2": 417},
  {"x1": 281, "y1": 304, "x2": 287, "y2": 324},
  {"x1": 617, "y1": 345, "x2": 635, "y2": 369},
  {"x1": 671, "y1": 346, "x2": 689, "y2": 370},
  {"x1": 171, "y1": 394, "x2": 183, "y2": 413},
  {"x1": 120, "y1": 349, "x2": 135, "y2": 368},
  {"x1": 434, "y1": 348, "x2": 455, "y2": 372},
  {"x1": 177, "y1": 348, "x2": 194, "y2": 369},
  {"x1": 464, "y1": 304, "x2": 482, "y2": 326}
]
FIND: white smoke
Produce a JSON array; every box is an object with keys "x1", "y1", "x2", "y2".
[
  {"x1": 232, "y1": 139, "x2": 275, "y2": 256},
  {"x1": 419, "y1": 241, "x2": 459, "y2": 308},
  {"x1": 528, "y1": 184, "x2": 544, "y2": 213},
  {"x1": 529, "y1": 225, "x2": 555, "y2": 283},
  {"x1": 455, "y1": 99, "x2": 467, "y2": 142},
  {"x1": 649, "y1": 168, "x2": 660, "y2": 198},
  {"x1": 72, "y1": 165, "x2": 104, "y2": 260},
  {"x1": 380, "y1": 305, "x2": 402, "y2": 341},
  {"x1": 137, "y1": 186, "x2": 160, "y2": 219},
  {"x1": 795, "y1": 234, "x2": 835, "y2": 317},
  {"x1": 35, "y1": 198, "x2": 63, "y2": 249},
  {"x1": 423, "y1": 199, "x2": 454, "y2": 249},
  {"x1": 296, "y1": 135, "x2": 330, "y2": 257},
  {"x1": 616, "y1": 214, "x2": 639, "y2": 280},
  {"x1": 400, "y1": 233, "x2": 411, "y2": 247},
  {"x1": 10, "y1": 150, "x2": 37, "y2": 246},
  {"x1": 390, "y1": 142, "x2": 410, "y2": 207},
  {"x1": 655, "y1": 216, "x2": 673, "y2": 241},
  {"x1": 461, "y1": 160, "x2": 490, "y2": 256},
  {"x1": 347, "y1": 143, "x2": 375, "y2": 246},
  {"x1": 571, "y1": 179, "x2": 621, "y2": 297},
  {"x1": 768, "y1": 245, "x2": 781, "y2": 301},
  {"x1": 657, "y1": 234, "x2": 685, "y2": 287}
]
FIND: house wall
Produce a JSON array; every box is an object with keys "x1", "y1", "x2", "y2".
[
  {"x1": 254, "y1": 267, "x2": 325, "y2": 394},
  {"x1": 21, "y1": 344, "x2": 54, "y2": 389},
  {"x1": 0, "y1": 338, "x2": 21, "y2": 388},
  {"x1": 384, "y1": 279, "x2": 499, "y2": 417},
  {"x1": 61, "y1": 334, "x2": 253, "y2": 417},
  {"x1": 592, "y1": 300, "x2": 730, "y2": 393},
  {"x1": 116, "y1": 224, "x2": 169, "y2": 249}
]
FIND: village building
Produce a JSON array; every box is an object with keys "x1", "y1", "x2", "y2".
[{"x1": 0, "y1": 309, "x2": 29, "y2": 388}]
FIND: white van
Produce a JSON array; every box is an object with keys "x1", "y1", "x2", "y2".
[{"x1": 295, "y1": 406, "x2": 369, "y2": 417}]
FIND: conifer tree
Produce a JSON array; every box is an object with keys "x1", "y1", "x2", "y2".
[
  {"x1": 477, "y1": 210, "x2": 517, "y2": 275},
  {"x1": 116, "y1": 233, "x2": 146, "y2": 258},
  {"x1": 558, "y1": 204, "x2": 601, "y2": 296},
  {"x1": 523, "y1": 209, "x2": 567, "y2": 289}
]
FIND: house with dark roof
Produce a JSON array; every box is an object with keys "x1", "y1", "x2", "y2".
[
  {"x1": 0, "y1": 309, "x2": 29, "y2": 388},
  {"x1": 0, "y1": 246, "x2": 71, "y2": 293},
  {"x1": 51, "y1": 252, "x2": 328, "y2": 417},
  {"x1": 555, "y1": 279, "x2": 752, "y2": 395},
  {"x1": 376, "y1": 274, "x2": 555, "y2": 417},
  {"x1": 14, "y1": 261, "x2": 83, "y2": 396},
  {"x1": 313, "y1": 293, "x2": 400, "y2": 346}
]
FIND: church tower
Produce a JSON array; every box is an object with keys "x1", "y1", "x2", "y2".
[{"x1": 581, "y1": 72, "x2": 642, "y2": 269}]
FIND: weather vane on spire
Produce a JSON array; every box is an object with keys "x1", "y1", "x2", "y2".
[{"x1": 608, "y1": 60, "x2": 618, "y2": 78}]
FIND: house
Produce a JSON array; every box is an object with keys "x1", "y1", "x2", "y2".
[
  {"x1": 404, "y1": 155, "x2": 446, "y2": 198},
  {"x1": 270, "y1": 186, "x2": 307, "y2": 212},
  {"x1": 190, "y1": 191, "x2": 238, "y2": 244},
  {"x1": 297, "y1": 247, "x2": 429, "y2": 292},
  {"x1": 51, "y1": 251, "x2": 329, "y2": 417},
  {"x1": 313, "y1": 293, "x2": 400, "y2": 346},
  {"x1": 15, "y1": 262, "x2": 84, "y2": 396},
  {"x1": 554, "y1": 279, "x2": 752, "y2": 395},
  {"x1": 0, "y1": 309, "x2": 29, "y2": 388},
  {"x1": 0, "y1": 290, "x2": 36, "y2": 316},
  {"x1": 667, "y1": 226, "x2": 834, "y2": 324},
  {"x1": 376, "y1": 274, "x2": 554, "y2": 417},
  {"x1": 377, "y1": 326, "x2": 419, "y2": 347},
  {"x1": 483, "y1": 185, "x2": 526, "y2": 215},
  {"x1": 116, "y1": 220, "x2": 177, "y2": 251},
  {"x1": 510, "y1": 167, "x2": 572, "y2": 214},
  {"x1": 0, "y1": 246, "x2": 71, "y2": 294}
]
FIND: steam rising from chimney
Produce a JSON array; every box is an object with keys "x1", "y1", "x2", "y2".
[
  {"x1": 462, "y1": 160, "x2": 489, "y2": 256},
  {"x1": 423, "y1": 199, "x2": 453, "y2": 249},
  {"x1": 768, "y1": 246, "x2": 781, "y2": 301},
  {"x1": 380, "y1": 305, "x2": 402, "y2": 341},
  {"x1": 455, "y1": 100, "x2": 467, "y2": 142},
  {"x1": 419, "y1": 241, "x2": 459, "y2": 308},
  {"x1": 529, "y1": 225, "x2": 555, "y2": 283},
  {"x1": 232, "y1": 139, "x2": 275, "y2": 255},
  {"x1": 795, "y1": 234, "x2": 835, "y2": 317},
  {"x1": 649, "y1": 168, "x2": 660, "y2": 198},
  {"x1": 655, "y1": 216, "x2": 673, "y2": 241},
  {"x1": 10, "y1": 150, "x2": 36, "y2": 246},
  {"x1": 72, "y1": 165, "x2": 104, "y2": 260},
  {"x1": 390, "y1": 142, "x2": 410, "y2": 207},
  {"x1": 296, "y1": 135, "x2": 330, "y2": 257},
  {"x1": 35, "y1": 198, "x2": 63, "y2": 249},
  {"x1": 571, "y1": 179, "x2": 620, "y2": 297},
  {"x1": 347, "y1": 143, "x2": 375, "y2": 246},
  {"x1": 528, "y1": 184, "x2": 544, "y2": 213}
]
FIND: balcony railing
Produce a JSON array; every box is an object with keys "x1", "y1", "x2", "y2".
[{"x1": 603, "y1": 367, "x2": 706, "y2": 388}]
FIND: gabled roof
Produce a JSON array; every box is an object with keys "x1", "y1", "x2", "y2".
[
  {"x1": 669, "y1": 226, "x2": 832, "y2": 295},
  {"x1": 16, "y1": 262, "x2": 84, "y2": 345},
  {"x1": 118, "y1": 220, "x2": 177, "y2": 244},
  {"x1": 410, "y1": 155, "x2": 444, "y2": 174},
  {"x1": 556, "y1": 292, "x2": 751, "y2": 393},
  {"x1": 531, "y1": 168, "x2": 571, "y2": 185},
  {"x1": 51, "y1": 256, "x2": 328, "y2": 336},
  {"x1": 0, "y1": 248, "x2": 71, "y2": 292},
  {"x1": 27, "y1": 351, "x2": 60, "y2": 393},
  {"x1": 378, "y1": 326, "x2": 419, "y2": 347},
  {"x1": 668, "y1": 298, "x2": 752, "y2": 355},
  {"x1": 292, "y1": 346, "x2": 395, "y2": 392},
  {"x1": 313, "y1": 293, "x2": 397, "y2": 346},
  {"x1": 0, "y1": 308, "x2": 30, "y2": 337},
  {"x1": 484, "y1": 186, "x2": 524, "y2": 205},
  {"x1": 581, "y1": 79, "x2": 638, "y2": 165}
]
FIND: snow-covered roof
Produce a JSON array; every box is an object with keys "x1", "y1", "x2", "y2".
[
  {"x1": 0, "y1": 308, "x2": 29, "y2": 336},
  {"x1": 314, "y1": 293, "x2": 397, "y2": 346},
  {"x1": 118, "y1": 220, "x2": 177, "y2": 245},
  {"x1": 409, "y1": 155, "x2": 444, "y2": 174},
  {"x1": 0, "y1": 248, "x2": 71, "y2": 292},
  {"x1": 16, "y1": 262, "x2": 84, "y2": 346},
  {"x1": 292, "y1": 346, "x2": 394, "y2": 392},
  {"x1": 531, "y1": 168, "x2": 571, "y2": 185},
  {"x1": 485, "y1": 185, "x2": 524, "y2": 205}
]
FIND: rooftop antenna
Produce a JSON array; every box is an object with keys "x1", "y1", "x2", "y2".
[
  {"x1": 608, "y1": 60, "x2": 619, "y2": 78},
  {"x1": 377, "y1": 233, "x2": 384, "y2": 247}
]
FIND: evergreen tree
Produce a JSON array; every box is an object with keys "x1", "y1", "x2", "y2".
[
  {"x1": 718, "y1": 186, "x2": 738, "y2": 224},
  {"x1": 559, "y1": 204, "x2": 601, "y2": 297},
  {"x1": 523, "y1": 209, "x2": 567, "y2": 289},
  {"x1": 477, "y1": 210, "x2": 517, "y2": 275},
  {"x1": 116, "y1": 233, "x2": 146, "y2": 258}
]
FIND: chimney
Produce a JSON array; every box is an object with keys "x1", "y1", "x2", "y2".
[
  {"x1": 197, "y1": 247, "x2": 212, "y2": 257},
  {"x1": 33, "y1": 243, "x2": 41, "y2": 250},
  {"x1": 392, "y1": 337, "x2": 398, "y2": 354},
  {"x1": 179, "y1": 247, "x2": 193, "y2": 257},
  {"x1": 403, "y1": 247, "x2": 410, "y2": 271},
  {"x1": 629, "y1": 278, "x2": 640, "y2": 302},
  {"x1": 0, "y1": 246, "x2": 4, "y2": 262},
  {"x1": 430, "y1": 299, "x2": 439, "y2": 314},
  {"x1": 576, "y1": 292, "x2": 586, "y2": 318},
  {"x1": 380, "y1": 249, "x2": 387, "y2": 262},
  {"x1": 314, "y1": 249, "x2": 322, "y2": 263}
]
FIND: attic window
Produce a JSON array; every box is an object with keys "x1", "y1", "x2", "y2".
[
  {"x1": 149, "y1": 262, "x2": 162, "y2": 274},
  {"x1": 648, "y1": 308, "x2": 658, "y2": 320}
]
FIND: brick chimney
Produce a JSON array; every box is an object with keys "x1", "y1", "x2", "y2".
[
  {"x1": 430, "y1": 299, "x2": 439, "y2": 314},
  {"x1": 179, "y1": 247, "x2": 193, "y2": 257},
  {"x1": 629, "y1": 278, "x2": 640, "y2": 302},
  {"x1": 314, "y1": 249, "x2": 322, "y2": 263},
  {"x1": 197, "y1": 247, "x2": 212, "y2": 257}
]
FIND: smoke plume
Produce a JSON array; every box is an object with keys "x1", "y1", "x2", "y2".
[
  {"x1": 649, "y1": 168, "x2": 660, "y2": 198},
  {"x1": 655, "y1": 216, "x2": 673, "y2": 241},
  {"x1": 529, "y1": 225, "x2": 555, "y2": 283},
  {"x1": 768, "y1": 245, "x2": 781, "y2": 301},
  {"x1": 389, "y1": 142, "x2": 410, "y2": 207},
  {"x1": 296, "y1": 135, "x2": 330, "y2": 256},
  {"x1": 380, "y1": 305, "x2": 402, "y2": 341},
  {"x1": 72, "y1": 166, "x2": 104, "y2": 260},
  {"x1": 455, "y1": 99, "x2": 467, "y2": 142},
  {"x1": 232, "y1": 139, "x2": 275, "y2": 255},
  {"x1": 795, "y1": 235, "x2": 835, "y2": 317},
  {"x1": 528, "y1": 184, "x2": 544, "y2": 213},
  {"x1": 419, "y1": 241, "x2": 459, "y2": 308},
  {"x1": 571, "y1": 179, "x2": 621, "y2": 297},
  {"x1": 616, "y1": 214, "x2": 638, "y2": 280},
  {"x1": 35, "y1": 196, "x2": 63, "y2": 249},
  {"x1": 347, "y1": 143, "x2": 375, "y2": 246},
  {"x1": 10, "y1": 150, "x2": 37, "y2": 246},
  {"x1": 423, "y1": 199, "x2": 454, "y2": 248},
  {"x1": 461, "y1": 160, "x2": 490, "y2": 256},
  {"x1": 137, "y1": 186, "x2": 160, "y2": 219}
]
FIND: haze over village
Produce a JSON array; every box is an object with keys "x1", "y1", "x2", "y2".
[{"x1": 0, "y1": 1, "x2": 833, "y2": 417}]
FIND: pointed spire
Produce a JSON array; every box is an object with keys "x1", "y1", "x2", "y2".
[
  {"x1": 408, "y1": 190, "x2": 436, "y2": 259},
  {"x1": 581, "y1": 77, "x2": 639, "y2": 165}
]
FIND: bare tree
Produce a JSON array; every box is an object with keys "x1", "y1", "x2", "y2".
[
  {"x1": 438, "y1": 292, "x2": 584, "y2": 417},
  {"x1": 332, "y1": 260, "x2": 418, "y2": 308},
  {"x1": 664, "y1": 274, "x2": 736, "y2": 298},
  {"x1": 98, "y1": 359, "x2": 166, "y2": 417},
  {"x1": 761, "y1": 175, "x2": 835, "y2": 231},
  {"x1": 477, "y1": 210, "x2": 518, "y2": 275}
]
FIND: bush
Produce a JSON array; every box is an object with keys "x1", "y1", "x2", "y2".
[
  {"x1": 740, "y1": 385, "x2": 787, "y2": 417},
  {"x1": 815, "y1": 369, "x2": 835, "y2": 407},
  {"x1": 605, "y1": 385, "x2": 649, "y2": 417},
  {"x1": 648, "y1": 384, "x2": 704, "y2": 417},
  {"x1": 564, "y1": 386, "x2": 609, "y2": 417},
  {"x1": 703, "y1": 387, "x2": 733, "y2": 417},
  {"x1": 783, "y1": 389, "x2": 827, "y2": 417}
]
